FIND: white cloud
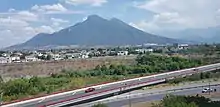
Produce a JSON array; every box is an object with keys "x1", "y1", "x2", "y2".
[
  {"x1": 23, "y1": 25, "x2": 55, "y2": 35},
  {"x1": 15, "y1": 11, "x2": 38, "y2": 21},
  {"x1": 0, "y1": 9, "x2": 39, "y2": 22},
  {"x1": 35, "y1": 26, "x2": 55, "y2": 34},
  {"x1": 135, "y1": 0, "x2": 220, "y2": 32},
  {"x1": 31, "y1": 3, "x2": 68, "y2": 14},
  {"x1": 129, "y1": 22, "x2": 145, "y2": 31},
  {"x1": 0, "y1": 17, "x2": 29, "y2": 28},
  {"x1": 82, "y1": 17, "x2": 88, "y2": 21},
  {"x1": 0, "y1": 30, "x2": 18, "y2": 48},
  {"x1": 0, "y1": 16, "x2": 58, "y2": 47},
  {"x1": 31, "y1": 3, "x2": 83, "y2": 14},
  {"x1": 51, "y1": 18, "x2": 69, "y2": 23},
  {"x1": 0, "y1": 25, "x2": 56, "y2": 48},
  {"x1": 0, "y1": 3, "x2": 78, "y2": 47},
  {"x1": 51, "y1": 18, "x2": 69, "y2": 27},
  {"x1": 8, "y1": 8, "x2": 15, "y2": 12},
  {"x1": 65, "y1": 0, "x2": 107, "y2": 6}
]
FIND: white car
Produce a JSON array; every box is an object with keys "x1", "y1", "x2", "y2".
[{"x1": 202, "y1": 88, "x2": 213, "y2": 93}]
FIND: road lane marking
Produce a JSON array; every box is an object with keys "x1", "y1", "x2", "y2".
[
  {"x1": 72, "y1": 92, "x2": 76, "y2": 95},
  {"x1": 38, "y1": 98, "x2": 46, "y2": 103}
]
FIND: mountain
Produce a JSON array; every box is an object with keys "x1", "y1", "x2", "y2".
[
  {"x1": 161, "y1": 26, "x2": 220, "y2": 43},
  {"x1": 8, "y1": 15, "x2": 183, "y2": 50}
]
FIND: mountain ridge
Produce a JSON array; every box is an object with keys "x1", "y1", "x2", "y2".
[
  {"x1": 7, "y1": 15, "x2": 183, "y2": 50},
  {"x1": 160, "y1": 26, "x2": 220, "y2": 43}
]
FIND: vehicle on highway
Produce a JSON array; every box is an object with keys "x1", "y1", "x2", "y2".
[
  {"x1": 85, "y1": 88, "x2": 95, "y2": 93},
  {"x1": 202, "y1": 88, "x2": 213, "y2": 93},
  {"x1": 193, "y1": 68, "x2": 198, "y2": 71}
]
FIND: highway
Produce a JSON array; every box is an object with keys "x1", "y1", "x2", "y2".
[
  {"x1": 76, "y1": 83, "x2": 220, "y2": 107},
  {"x1": 107, "y1": 85, "x2": 220, "y2": 107},
  {"x1": 2, "y1": 63, "x2": 220, "y2": 107}
]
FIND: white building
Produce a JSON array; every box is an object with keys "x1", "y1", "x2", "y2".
[
  {"x1": 81, "y1": 54, "x2": 89, "y2": 59},
  {"x1": 178, "y1": 44, "x2": 189, "y2": 50},
  {"x1": 135, "y1": 49, "x2": 153, "y2": 53},
  {"x1": 10, "y1": 56, "x2": 20, "y2": 62},
  {"x1": 117, "y1": 51, "x2": 128, "y2": 56},
  {"x1": 1, "y1": 53, "x2": 9, "y2": 57},
  {"x1": 25, "y1": 55, "x2": 39, "y2": 62},
  {"x1": 52, "y1": 54, "x2": 62, "y2": 61},
  {"x1": 0, "y1": 57, "x2": 10, "y2": 64}
]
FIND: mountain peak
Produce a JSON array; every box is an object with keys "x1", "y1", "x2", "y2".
[
  {"x1": 110, "y1": 18, "x2": 126, "y2": 24},
  {"x1": 9, "y1": 15, "x2": 180, "y2": 50},
  {"x1": 110, "y1": 18, "x2": 122, "y2": 22},
  {"x1": 86, "y1": 15, "x2": 104, "y2": 21}
]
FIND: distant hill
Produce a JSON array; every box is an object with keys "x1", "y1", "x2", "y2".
[
  {"x1": 161, "y1": 26, "x2": 220, "y2": 43},
  {"x1": 7, "y1": 15, "x2": 183, "y2": 50}
]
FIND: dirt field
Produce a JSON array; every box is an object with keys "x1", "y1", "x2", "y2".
[{"x1": 0, "y1": 55, "x2": 136, "y2": 79}]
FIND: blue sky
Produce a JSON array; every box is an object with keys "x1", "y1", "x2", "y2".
[{"x1": 0, "y1": 0, "x2": 220, "y2": 48}]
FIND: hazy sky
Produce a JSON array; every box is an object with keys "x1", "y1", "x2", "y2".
[{"x1": 0, "y1": 0, "x2": 220, "y2": 47}]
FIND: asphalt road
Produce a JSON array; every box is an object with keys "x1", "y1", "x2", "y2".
[
  {"x1": 106, "y1": 86, "x2": 220, "y2": 107},
  {"x1": 77, "y1": 85, "x2": 220, "y2": 107},
  {"x1": 3, "y1": 63, "x2": 220, "y2": 107}
]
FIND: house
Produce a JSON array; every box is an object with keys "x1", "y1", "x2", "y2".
[
  {"x1": 51, "y1": 54, "x2": 62, "y2": 61},
  {"x1": 135, "y1": 49, "x2": 153, "y2": 54},
  {"x1": 25, "y1": 55, "x2": 39, "y2": 62},
  {"x1": 117, "y1": 51, "x2": 128, "y2": 56},
  {"x1": 14, "y1": 52, "x2": 23, "y2": 56},
  {"x1": 81, "y1": 54, "x2": 89, "y2": 59},
  {"x1": 81, "y1": 52, "x2": 90, "y2": 59},
  {"x1": 64, "y1": 53, "x2": 82, "y2": 59},
  {"x1": 0, "y1": 57, "x2": 10, "y2": 64},
  {"x1": 10, "y1": 55, "x2": 21, "y2": 62},
  {"x1": 178, "y1": 44, "x2": 189, "y2": 50},
  {"x1": 1, "y1": 53, "x2": 9, "y2": 57},
  {"x1": 37, "y1": 53, "x2": 44, "y2": 57}
]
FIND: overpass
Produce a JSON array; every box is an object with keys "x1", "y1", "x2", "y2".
[{"x1": 2, "y1": 63, "x2": 220, "y2": 107}]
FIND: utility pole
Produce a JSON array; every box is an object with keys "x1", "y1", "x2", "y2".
[
  {"x1": 209, "y1": 80, "x2": 211, "y2": 95},
  {"x1": 129, "y1": 85, "x2": 131, "y2": 107}
]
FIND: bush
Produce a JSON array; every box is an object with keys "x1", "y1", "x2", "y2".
[{"x1": 92, "y1": 103, "x2": 108, "y2": 107}]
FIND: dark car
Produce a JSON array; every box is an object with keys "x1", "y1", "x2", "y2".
[{"x1": 85, "y1": 88, "x2": 95, "y2": 93}]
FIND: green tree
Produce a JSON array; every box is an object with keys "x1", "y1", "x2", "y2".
[
  {"x1": 0, "y1": 76, "x2": 3, "y2": 84},
  {"x1": 200, "y1": 72, "x2": 204, "y2": 79},
  {"x1": 205, "y1": 72, "x2": 211, "y2": 78},
  {"x1": 100, "y1": 65, "x2": 108, "y2": 71},
  {"x1": 29, "y1": 76, "x2": 46, "y2": 93},
  {"x1": 69, "y1": 78, "x2": 86, "y2": 89},
  {"x1": 3, "y1": 79, "x2": 29, "y2": 96},
  {"x1": 46, "y1": 55, "x2": 52, "y2": 60},
  {"x1": 159, "y1": 95, "x2": 198, "y2": 107}
]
